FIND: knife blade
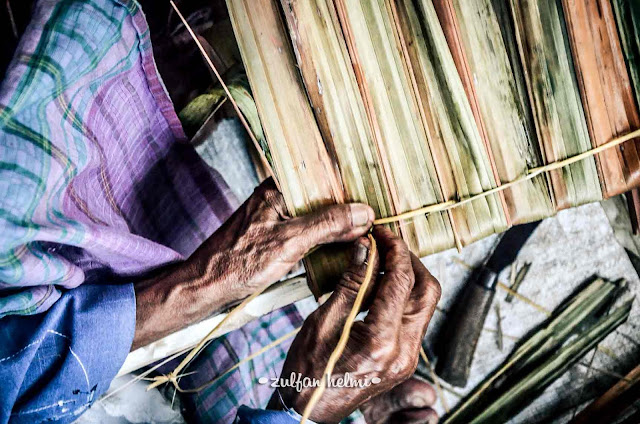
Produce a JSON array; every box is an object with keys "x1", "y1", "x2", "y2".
[{"x1": 435, "y1": 220, "x2": 540, "y2": 387}]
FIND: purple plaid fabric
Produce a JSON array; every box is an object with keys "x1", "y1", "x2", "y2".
[
  {"x1": 0, "y1": 0, "x2": 237, "y2": 317},
  {"x1": 179, "y1": 304, "x2": 304, "y2": 423},
  {"x1": 174, "y1": 300, "x2": 365, "y2": 424}
]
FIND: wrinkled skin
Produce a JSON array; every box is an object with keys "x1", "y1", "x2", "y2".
[
  {"x1": 268, "y1": 227, "x2": 442, "y2": 423},
  {"x1": 359, "y1": 378, "x2": 439, "y2": 424},
  {"x1": 133, "y1": 179, "x2": 374, "y2": 348},
  {"x1": 134, "y1": 179, "x2": 441, "y2": 423}
]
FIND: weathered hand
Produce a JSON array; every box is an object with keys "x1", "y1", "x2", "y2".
[
  {"x1": 188, "y1": 178, "x2": 374, "y2": 301},
  {"x1": 268, "y1": 227, "x2": 441, "y2": 423},
  {"x1": 359, "y1": 377, "x2": 438, "y2": 424},
  {"x1": 133, "y1": 179, "x2": 374, "y2": 349}
]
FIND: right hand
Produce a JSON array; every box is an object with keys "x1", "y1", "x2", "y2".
[
  {"x1": 132, "y1": 179, "x2": 374, "y2": 349},
  {"x1": 268, "y1": 227, "x2": 441, "y2": 423}
]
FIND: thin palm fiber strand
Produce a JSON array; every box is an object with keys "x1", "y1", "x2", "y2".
[
  {"x1": 177, "y1": 328, "x2": 301, "y2": 394},
  {"x1": 101, "y1": 347, "x2": 192, "y2": 402},
  {"x1": 373, "y1": 128, "x2": 640, "y2": 225},
  {"x1": 420, "y1": 346, "x2": 449, "y2": 413},
  {"x1": 147, "y1": 286, "x2": 268, "y2": 391},
  {"x1": 300, "y1": 233, "x2": 377, "y2": 424}
]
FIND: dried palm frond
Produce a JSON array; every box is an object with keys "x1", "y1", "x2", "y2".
[
  {"x1": 221, "y1": 0, "x2": 640, "y2": 296},
  {"x1": 226, "y1": 0, "x2": 344, "y2": 212},
  {"x1": 443, "y1": 278, "x2": 631, "y2": 424},
  {"x1": 509, "y1": 0, "x2": 602, "y2": 210},
  {"x1": 434, "y1": 0, "x2": 554, "y2": 224},
  {"x1": 563, "y1": 0, "x2": 640, "y2": 197},
  {"x1": 332, "y1": 0, "x2": 456, "y2": 256},
  {"x1": 225, "y1": 0, "x2": 349, "y2": 292},
  {"x1": 281, "y1": 0, "x2": 393, "y2": 218},
  {"x1": 280, "y1": 0, "x2": 396, "y2": 293},
  {"x1": 394, "y1": 0, "x2": 508, "y2": 245},
  {"x1": 613, "y1": 0, "x2": 640, "y2": 103}
]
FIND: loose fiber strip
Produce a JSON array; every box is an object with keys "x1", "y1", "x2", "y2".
[
  {"x1": 420, "y1": 346, "x2": 449, "y2": 413},
  {"x1": 300, "y1": 233, "x2": 377, "y2": 423},
  {"x1": 147, "y1": 286, "x2": 268, "y2": 391},
  {"x1": 177, "y1": 327, "x2": 301, "y2": 394},
  {"x1": 169, "y1": 0, "x2": 278, "y2": 190}
]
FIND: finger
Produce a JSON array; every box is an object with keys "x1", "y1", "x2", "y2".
[
  {"x1": 306, "y1": 237, "x2": 380, "y2": 344},
  {"x1": 253, "y1": 177, "x2": 289, "y2": 219},
  {"x1": 333, "y1": 237, "x2": 380, "y2": 304},
  {"x1": 284, "y1": 203, "x2": 374, "y2": 256},
  {"x1": 401, "y1": 254, "x2": 441, "y2": 342},
  {"x1": 361, "y1": 378, "x2": 436, "y2": 423},
  {"x1": 364, "y1": 227, "x2": 415, "y2": 336},
  {"x1": 388, "y1": 378, "x2": 437, "y2": 409}
]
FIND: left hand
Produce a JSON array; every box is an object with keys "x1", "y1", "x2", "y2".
[
  {"x1": 132, "y1": 179, "x2": 374, "y2": 349},
  {"x1": 268, "y1": 227, "x2": 441, "y2": 423}
]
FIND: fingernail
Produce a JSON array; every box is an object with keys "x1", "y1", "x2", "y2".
[
  {"x1": 408, "y1": 395, "x2": 431, "y2": 408},
  {"x1": 350, "y1": 204, "x2": 373, "y2": 227},
  {"x1": 352, "y1": 242, "x2": 369, "y2": 266}
]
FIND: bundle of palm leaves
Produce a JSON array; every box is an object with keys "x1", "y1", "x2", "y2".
[{"x1": 218, "y1": 0, "x2": 640, "y2": 295}]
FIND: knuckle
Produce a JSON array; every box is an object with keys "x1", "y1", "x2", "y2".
[
  {"x1": 393, "y1": 355, "x2": 418, "y2": 380},
  {"x1": 259, "y1": 183, "x2": 287, "y2": 214},
  {"x1": 324, "y1": 206, "x2": 349, "y2": 231},
  {"x1": 422, "y1": 276, "x2": 442, "y2": 307},
  {"x1": 368, "y1": 340, "x2": 396, "y2": 364},
  {"x1": 427, "y1": 277, "x2": 442, "y2": 302},
  {"x1": 393, "y1": 267, "x2": 414, "y2": 289},
  {"x1": 389, "y1": 236, "x2": 409, "y2": 253},
  {"x1": 338, "y1": 270, "x2": 364, "y2": 294}
]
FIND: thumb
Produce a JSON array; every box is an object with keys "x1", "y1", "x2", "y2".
[{"x1": 285, "y1": 203, "x2": 374, "y2": 257}]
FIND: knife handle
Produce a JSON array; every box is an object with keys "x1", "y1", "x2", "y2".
[{"x1": 435, "y1": 267, "x2": 498, "y2": 387}]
